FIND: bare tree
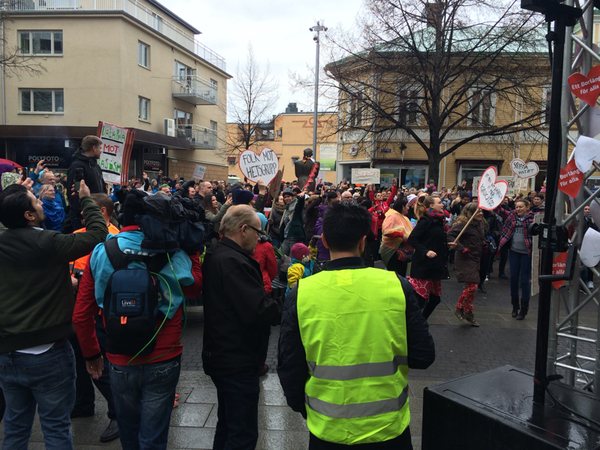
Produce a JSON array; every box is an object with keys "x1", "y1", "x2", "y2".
[
  {"x1": 227, "y1": 43, "x2": 279, "y2": 154},
  {"x1": 323, "y1": 0, "x2": 549, "y2": 183},
  {"x1": 1, "y1": 1, "x2": 47, "y2": 79}
]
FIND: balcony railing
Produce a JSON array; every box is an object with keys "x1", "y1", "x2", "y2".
[
  {"x1": 8, "y1": 0, "x2": 227, "y2": 72},
  {"x1": 177, "y1": 125, "x2": 217, "y2": 150},
  {"x1": 172, "y1": 75, "x2": 217, "y2": 105}
]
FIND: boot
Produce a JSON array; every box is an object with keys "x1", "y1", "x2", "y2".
[
  {"x1": 422, "y1": 295, "x2": 441, "y2": 319},
  {"x1": 511, "y1": 296, "x2": 520, "y2": 318},
  {"x1": 516, "y1": 298, "x2": 529, "y2": 320},
  {"x1": 454, "y1": 307, "x2": 465, "y2": 322},
  {"x1": 478, "y1": 282, "x2": 487, "y2": 294},
  {"x1": 462, "y1": 311, "x2": 480, "y2": 327}
]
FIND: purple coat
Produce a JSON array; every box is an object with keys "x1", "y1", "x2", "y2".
[{"x1": 313, "y1": 205, "x2": 330, "y2": 261}]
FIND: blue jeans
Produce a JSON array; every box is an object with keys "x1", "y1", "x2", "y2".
[
  {"x1": 109, "y1": 356, "x2": 181, "y2": 450},
  {"x1": 0, "y1": 340, "x2": 76, "y2": 450},
  {"x1": 509, "y1": 250, "x2": 532, "y2": 300},
  {"x1": 211, "y1": 371, "x2": 260, "y2": 450}
]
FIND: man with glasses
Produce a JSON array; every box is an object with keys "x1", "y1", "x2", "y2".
[{"x1": 202, "y1": 205, "x2": 283, "y2": 450}]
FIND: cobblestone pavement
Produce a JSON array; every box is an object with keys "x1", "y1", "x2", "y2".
[{"x1": 3, "y1": 262, "x2": 597, "y2": 449}]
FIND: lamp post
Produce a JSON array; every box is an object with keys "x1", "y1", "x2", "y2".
[{"x1": 310, "y1": 22, "x2": 327, "y2": 159}]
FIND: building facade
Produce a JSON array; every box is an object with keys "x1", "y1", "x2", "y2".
[{"x1": 0, "y1": 0, "x2": 231, "y2": 182}]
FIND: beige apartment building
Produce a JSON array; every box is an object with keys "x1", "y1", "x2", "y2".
[
  {"x1": 226, "y1": 104, "x2": 338, "y2": 185},
  {"x1": 0, "y1": 0, "x2": 230, "y2": 182}
]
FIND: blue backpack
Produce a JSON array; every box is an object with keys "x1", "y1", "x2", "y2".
[{"x1": 103, "y1": 238, "x2": 169, "y2": 356}]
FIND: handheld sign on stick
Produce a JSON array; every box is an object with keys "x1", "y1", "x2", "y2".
[
  {"x1": 453, "y1": 167, "x2": 508, "y2": 243},
  {"x1": 239, "y1": 147, "x2": 279, "y2": 187}
]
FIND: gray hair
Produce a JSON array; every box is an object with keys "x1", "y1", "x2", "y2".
[
  {"x1": 38, "y1": 184, "x2": 54, "y2": 196},
  {"x1": 219, "y1": 205, "x2": 258, "y2": 236}
]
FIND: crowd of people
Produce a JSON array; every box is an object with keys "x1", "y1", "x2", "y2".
[{"x1": 0, "y1": 138, "x2": 585, "y2": 449}]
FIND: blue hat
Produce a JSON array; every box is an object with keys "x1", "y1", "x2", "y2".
[
  {"x1": 232, "y1": 187, "x2": 254, "y2": 205},
  {"x1": 256, "y1": 212, "x2": 267, "y2": 231}
]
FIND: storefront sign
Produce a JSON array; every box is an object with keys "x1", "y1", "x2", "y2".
[
  {"x1": 239, "y1": 147, "x2": 279, "y2": 185},
  {"x1": 27, "y1": 155, "x2": 66, "y2": 168},
  {"x1": 352, "y1": 168, "x2": 380, "y2": 184},
  {"x1": 97, "y1": 121, "x2": 135, "y2": 185},
  {"x1": 143, "y1": 159, "x2": 161, "y2": 172},
  {"x1": 349, "y1": 145, "x2": 358, "y2": 156},
  {"x1": 319, "y1": 144, "x2": 337, "y2": 171}
]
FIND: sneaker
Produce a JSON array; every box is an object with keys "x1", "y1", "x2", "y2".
[
  {"x1": 454, "y1": 308, "x2": 465, "y2": 322},
  {"x1": 259, "y1": 364, "x2": 269, "y2": 376},
  {"x1": 499, "y1": 273, "x2": 508, "y2": 279},
  {"x1": 463, "y1": 311, "x2": 480, "y2": 327},
  {"x1": 588, "y1": 281, "x2": 594, "y2": 289},
  {"x1": 485, "y1": 275, "x2": 489, "y2": 281}
]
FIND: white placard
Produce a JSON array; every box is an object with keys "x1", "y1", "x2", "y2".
[
  {"x1": 510, "y1": 158, "x2": 539, "y2": 179},
  {"x1": 473, "y1": 176, "x2": 526, "y2": 198},
  {"x1": 98, "y1": 122, "x2": 134, "y2": 185},
  {"x1": 573, "y1": 135, "x2": 600, "y2": 173},
  {"x1": 580, "y1": 227, "x2": 600, "y2": 268},
  {"x1": 477, "y1": 167, "x2": 508, "y2": 211},
  {"x1": 352, "y1": 168, "x2": 381, "y2": 184},
  {"x1": 193, "y1": 164, "x2": 206, "y2": 180},
  {"x1": 238, "y1": 147, "x2": 279, "y2": 185}
]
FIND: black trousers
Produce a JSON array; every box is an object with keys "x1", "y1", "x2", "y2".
[
  {"x1": 309, "y1": 426, "x2": 412, "y2": 449},
  {"x1": 70, "y1": 317, "x2": 116, "y2": 419}
]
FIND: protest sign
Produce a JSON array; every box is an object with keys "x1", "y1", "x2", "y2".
[
  {"x1": 351, "y1": 168, "x2": 380, "y2": 184},
  {"x1": 269, "y1": 169, "x2": 284, "y2": 197},
  {"x1": 573, "y1": 135, "x2": 600, "y2": 173},
  {"x1": 568, "y1": 65, "x2": 600, "y2": 106},
  {"x1": 510, "y1": 158, "x2": 539, "y2": 179},
  {"x1": 551, "y1": 253, "x2": 568, "y2": 290},
  {"x1": 558, "y1": 159, "x2": 583, "y2": 198},
  {"x1": 473, "y1": 175, "x2": 525, "y2": 198},
  {"x1": 477, "y1": 167, "x2": 508, "y2": 211},
  {"x1": 319, "y1": 144, "x2": 337, "y2": 171},
  {"x1": 239, "y1": 147, "x2": 279, "y2": 185},
  {"x1": 192, "y1": 164, "x2": 206, "y2": 180},
  {"x1": 580, "y1": 228, "x2": 600, "y2": 268},
  {"x1": 97, "y1": 121, "x2": 135, "y2": 185},
  {"x1": 591, "y1": 201, "x2": 600, "y2": 226}
]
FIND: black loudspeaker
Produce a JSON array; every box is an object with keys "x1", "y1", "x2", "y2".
[{"x1": 422, "y1": 365, "x2": 600, "y2": 450}]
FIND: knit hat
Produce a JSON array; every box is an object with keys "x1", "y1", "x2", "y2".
[
  {"x1": 232, "y1": 187, "x2": 254, "y2": 205},
  {"x1": 121, "y1": 189, "x2": 147, "y2": 227},
  {"x1": 407, "y1": 194, "x2": 418, "y2": 207},
  {"x1": 256, "y1": 212, "x2": 268, "y2": 231},
  {"x1": 282, "y1": 187, "x2": 294, "y2": 197},
  {"x1": 291, "y1": 243, "x2": 311, "y2": 260}
]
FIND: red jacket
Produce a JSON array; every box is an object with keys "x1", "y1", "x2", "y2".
[
  {"x1": 251, "y1": 240, "x2": 278, "y2": 294},
  {"x1": 368, "y1": 185, "x2": 398, "y2": 230},
  {"x1": 73, "y1": 230, "x2": 203, "y2": 366}
]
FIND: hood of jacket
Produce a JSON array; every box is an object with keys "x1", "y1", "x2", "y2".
[{"x1": 72, "y1": 147, "x2": 99, "y2": 167}]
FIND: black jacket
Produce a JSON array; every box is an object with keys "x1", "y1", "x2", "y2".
[
  {"x1": 202, "y1": 237, "x2": 282, "y2": 377},
  {"x1": 277, "y1": 257, "x2": 435, "y2": 418},
  {"x1": 67, "y1": 148, "x2": 106, "y2": 215},
  {"x1": 407, "y1": 214, "x2": 449, "y2": 280}
]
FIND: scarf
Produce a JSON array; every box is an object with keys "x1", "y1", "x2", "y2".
[{"x1": 426, "y1": 208, "x2": 449, "y2": 231}]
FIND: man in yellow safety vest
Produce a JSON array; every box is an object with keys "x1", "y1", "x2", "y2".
[{"x1": 278, "y1": 201, "x2": 435, "y2": 449}]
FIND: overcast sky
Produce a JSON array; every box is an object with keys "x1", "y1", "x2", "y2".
[{"x1": 165, "y1": 0, "x2": 365, "y2": 118}]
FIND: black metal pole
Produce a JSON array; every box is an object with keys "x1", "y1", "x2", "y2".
[{"x1": 533, "y1": 13, "x2": 568, "y2": 405}]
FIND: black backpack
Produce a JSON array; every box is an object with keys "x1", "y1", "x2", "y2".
[{"x1": 103, "y1": 238, "x2": 169, "y2": 357}]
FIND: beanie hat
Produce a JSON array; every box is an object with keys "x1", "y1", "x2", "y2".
[
  {"x1": 232, "y1": 187, "x2": 254, "y2": 205},
  {"x1": 282, "y1": 187, "x2": 294, "y2": 197},
  {"x1": 407, "y1": 194, "x2": 418, "y2": 207},
  {"x1": 256, "y1": 212, "x2": 267, "y2": 231},
  {"x1": 291, "y1": 243, "x2": 311, "y2": 260},
  {"x1": 325, "y1": 191, "x2": 338, "y2": 200}
]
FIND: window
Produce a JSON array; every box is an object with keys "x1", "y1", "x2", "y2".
[
  {"x1": 175, "y1": 61, "x2": 195, "y2": 82},
  {"x1": 151, "y1": 13, "x2": 163, "y2": 32},
  {"x1": 542, "y1": 86, "x2": 551, "y2": 126},
  {"x1": 19, "y1": 31, "x2": 63, "y2": 55},
  {"x1": 138, "y1": 96, "x2": 150, "y2": 121},
  {"x1": 396, "y1": 86, "x2": 420, "y2": 126},
  {"x1": 174, "y1": 109, "x2": 193, "y2": 126},
  {"x1": 469, "y1": 88, "x2": 495, "y2": 126},
  {"x1": 227, "y1": 156, "x2": 236, "y2": 166},
  {"x1": 348, "y1": 92, "x2": 363, "y2": 127},
  {"x1": 277, "y1": 128, "x2": 282, "y2": 138},
  {"x1": 210, "y1": 79, "x2": 218, "y2": 89},
  {"x1": 20, "y1": 89, "x2": 64, "y2": 113},
  {"x1": 138, "y1": 41, "x2": 149, "y2": 68}
]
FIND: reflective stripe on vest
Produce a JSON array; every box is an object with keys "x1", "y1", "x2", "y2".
[{"x1": 297, "y1": 267, "x2": 410, "y2": 445}]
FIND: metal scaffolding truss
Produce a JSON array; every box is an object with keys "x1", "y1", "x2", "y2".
[{"x1": 547, "y1": 0, "x2": 600, "y2": 396}]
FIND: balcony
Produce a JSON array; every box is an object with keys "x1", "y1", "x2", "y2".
[
  {"x1": 8, "y1": 0, "x2": 227, "y2": 72},
  {"x1": 177, "y1": 125, "x2": 217, "y2": 150},
  {"x1": 172, "y1": 76, "x2": 217, "y2": 106}
]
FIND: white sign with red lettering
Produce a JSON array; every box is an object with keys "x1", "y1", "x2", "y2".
[
  {"x1": 352, "y1": 168, "x2": 381, "y2": 184},
  {"x1": 477, "y1": 167, "x2": 508, "y2": 211}
]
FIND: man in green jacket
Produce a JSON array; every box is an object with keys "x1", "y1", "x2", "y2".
[{"x1": 0, "y1": 180, "x2": 108, "y2": 449}]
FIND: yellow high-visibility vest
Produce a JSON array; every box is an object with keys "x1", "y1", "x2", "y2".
[{"x1": 297, "y1": 267, "x2": 410, "y2": 445}]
